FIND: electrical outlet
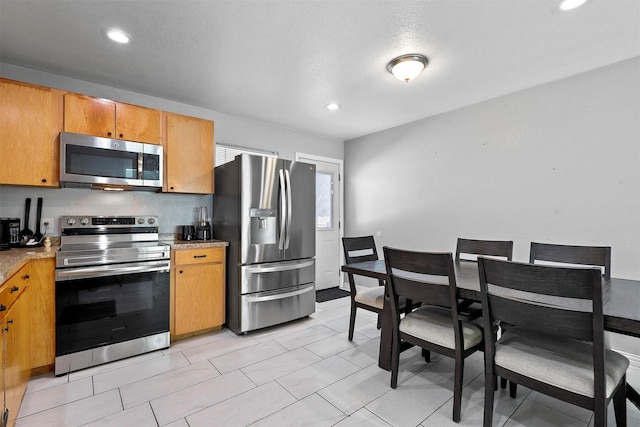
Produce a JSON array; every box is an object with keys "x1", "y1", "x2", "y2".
[{"x1": 41, "y1": 218, "x2": 54, "y2": 233}]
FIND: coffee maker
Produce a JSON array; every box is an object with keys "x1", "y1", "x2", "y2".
[
  {"x1": 0, "y1": 218, "x2": 21, "y2": 249},
  {"x1": 195, "y1": 206, "x2": 212, "y2": 240}
]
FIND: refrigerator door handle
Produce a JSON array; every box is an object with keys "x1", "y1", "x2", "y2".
[
  {"x1": 278, "y1": 169, "x2": 287, "y2": 250},
  {"x1": 245, "y1": 284, "x2": 314, "y2": 303},
  {"x1": 284, "y1": 169, "x2": 292, "y2": 249},
  {"x1": 244, "y1": 259, "x2": 314, "y2": 273}
]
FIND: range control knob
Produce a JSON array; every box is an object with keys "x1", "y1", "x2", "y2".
[
  {"x1": 137, "y1": 218, "x2": 145, "y2": 224},
  {"x1": 147, "y1": 218, "x2": 156, "y2": 225},
  {"x1": 81, "y1": 218, "x2": 90, "y2": 226},
  {"x1": 66, "y1": 218, "x2": 76, "y2": 226}
]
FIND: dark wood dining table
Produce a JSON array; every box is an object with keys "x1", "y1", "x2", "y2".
[{"x1": 341, "y1": 259, "x2": 640, "y2": 408}]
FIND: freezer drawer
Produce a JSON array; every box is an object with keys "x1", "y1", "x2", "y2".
[
  {"x1": 239, "y1": 283, "x2": 315, "y2": 333},
  {"x1": 240, "y1": 258, "x2": 315, "y2": 294}
]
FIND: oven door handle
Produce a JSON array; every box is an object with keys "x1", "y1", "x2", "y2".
[{"x1": 55, "y1": 260, "x2": 170, "y2": 281}]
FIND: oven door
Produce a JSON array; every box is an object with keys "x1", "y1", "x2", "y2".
[{"x1": 55, "y1": 262, "x2": 170, "y2": 358}]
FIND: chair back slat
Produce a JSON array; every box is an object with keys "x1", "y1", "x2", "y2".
[
  {"x1": 488, "y1": 294, "x2": 594, "y2": 341},
  {"x1": 479, "y1": 257, "x2": 603, "y2": 342},
  {"x1": 384, "y1": 247, "x2": 457, "y2": 311},
  {"x1": 455, "y1": 238, "x2": 513, "y2": 262},
  {"x1": 480, "y1": 256, "x2": 597, "y2": 299},
  {"x1": 392, "y1": 276, "x2": 452, "y2": 308},
  {"x1": 529, "y1": 242, "x2": 611, "y2": 279},
  {"x1": 343, "y1": 236, "x2": 379, "y2": 263}
]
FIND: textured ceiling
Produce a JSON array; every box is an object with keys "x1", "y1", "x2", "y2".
[{"x1": 1, "y1": 0, "x2": 638, "y2": 141}]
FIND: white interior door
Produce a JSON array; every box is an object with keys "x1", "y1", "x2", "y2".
[{"x1": 297, "y1": 154, "x2": 343, "y2": 291}]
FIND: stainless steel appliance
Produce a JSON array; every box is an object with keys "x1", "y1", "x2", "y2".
[
  {"x1": 59, "y1": 132, "x2": 163, "y2": 190},
  {"x1": 55, "y1": 215, "x2": 170, "y2": 375},
  {"x1": 214, "y1": 154, "x2": 316, "y2": 334},
  {"x1": 0, "y1": 218, "x2": 20, "y2": 249}
]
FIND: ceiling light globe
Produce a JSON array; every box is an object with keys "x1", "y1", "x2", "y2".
[
  {"x1": 387, "y1": 54, "x2": 428, "y2": 83},
  {"x1": 557, "y1": 0, "x2": 589, "y2": 11},
  {"x1": 106, "y1": 29, "x2": 130, "y2": 44}
]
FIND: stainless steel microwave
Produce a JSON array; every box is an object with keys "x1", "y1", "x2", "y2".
[{"x1": 60, "y1": 132, "x2": 163, "y2": 191}]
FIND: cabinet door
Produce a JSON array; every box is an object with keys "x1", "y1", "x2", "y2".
[
  {"x1": 115, "y1": 103, "x2": 161, "y2": 144},
  {"x1": 64, "y1": 93, "x2": 115, "y2": 138},
  {"x1": 0, "y1": 78, "x2": 61, "y2": 186},
  {"x1": 0, "y1": 317, "x2": 4, "y2": 417},
  {"x1": 5, "y1": 289, "x2": 30, "y2": 427},
  {"x1": 28, "y1": 258, "x2": 55, "y2": 370},
  {"x1": 174, "y1": 263, "x2": 224, "y2": 335},
  {"x1": 165, "y1": 113, "x2": 214, "y2": 194}
]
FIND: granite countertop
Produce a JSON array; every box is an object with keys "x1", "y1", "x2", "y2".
[
  {"x1": 0, "y1": 245, "x2": 58, "y2": 283},
  {"x1": 0, "y1": 238, "x2": 229, "y2": 283},
  {"x1": 163, "y1": 239, "x2": 229, "y2": 249}
]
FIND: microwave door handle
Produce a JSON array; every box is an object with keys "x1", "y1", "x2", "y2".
[
  {"x1": 278, "y1": 169, "x2": 286, "y2": 250},
  {"x1": 137, "y1": 152, "x2": 144, "y2": 180},
  {"x1": 284, "y1": 169, "x2": 292, "y2": 250}
]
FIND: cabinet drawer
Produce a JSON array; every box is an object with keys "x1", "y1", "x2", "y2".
[
  {"x1": 174, "y1": 247, "x2": 224, "y2": 265},
  {"x1": 0, "y1": 264, "x2": 29, "y2": 313}
]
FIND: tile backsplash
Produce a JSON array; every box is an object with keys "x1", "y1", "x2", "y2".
[{"x1": 0, "y1": 185, "x2": 212, "y2": 235}]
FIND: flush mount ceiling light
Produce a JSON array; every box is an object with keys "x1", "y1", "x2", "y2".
[
  {"x1": 105, "y1": 29, "x2": 131, "y2": 44},
  {"x1": 555, "y1": 0, "x2": 589, "y2": 11},
  {"x1": 387, "y1": 54, "x2": 428, "y2": 83},
  {"x1": 325, "y1": 103, "x2": 341, "y2": 111}
]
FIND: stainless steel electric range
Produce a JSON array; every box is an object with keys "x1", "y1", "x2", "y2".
[{"x1": 54, "y1": 215, "x2": 170, "y2": 375}]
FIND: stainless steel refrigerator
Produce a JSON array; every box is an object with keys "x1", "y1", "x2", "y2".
[{"x1": 213, "y1": 154, "x2": 316, "y2": 334}]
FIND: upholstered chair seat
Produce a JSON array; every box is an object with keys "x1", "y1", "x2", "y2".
[
  {"x1": 495, "y1": 330, "x2": 629, "y2": 398},
  {"x1": 400, "y1": 306, "x2": 483, "y2": 350}
]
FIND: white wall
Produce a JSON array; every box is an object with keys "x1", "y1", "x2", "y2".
[
  {"x1": 344, "y1": 57, "x2": 640, "y2": 354},
  {"x1": 345, "y1": 57, "x2": 640, "y2": 279},
  {"x1": 0, "y1": 63, "x2": 344, "y2": 234}
]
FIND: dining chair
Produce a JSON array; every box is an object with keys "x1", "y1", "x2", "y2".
[
  {"x1": 512, "y1": 241, "x2": 615, "y2": 398},
  {"x1": 456, "y1": 238, "x2": 514, "y2": 392},
  {"x1": 455, "y1": 238, "x2": 513, "y2": 262},
  {"x1": 342, "y1": 236, "x2": 386, "y2": 341},
  {"x1": 478, "y1": 257, "x2": 628, "y2": 427},
  {"x1": 454, "y1": 237, "x2": 513, "y2": 315},
  {"x1": 383, "y1": 247, "x2": 484, "y2": 422},
  {"x1": 529, "y1": 242, "x2": 611, "y2": 279}
]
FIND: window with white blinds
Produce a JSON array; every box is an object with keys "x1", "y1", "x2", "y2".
[{"x1": 215, "y1": 144, "x2": 278, "y2": 167}]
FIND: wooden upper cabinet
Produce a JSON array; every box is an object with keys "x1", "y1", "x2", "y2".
[
  {"x1": 164, "y1": 113, "x2": 214, "y2": 194},
  {"x1": 63, "y1": 93, "x2": 161, "y2": 144},
  {"x1": 115, "y1": 102, "x2": 161, "y2": 144},
  {"x1": 63, "y1": 93, "x2": 114, "y2": 138},
  {"x1": 0, "y1": 78, "x2": 62, "y2": 186}
]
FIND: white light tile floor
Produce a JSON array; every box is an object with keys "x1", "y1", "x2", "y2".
[{"x1": 17, "y1": 296, "x2": 640, "y2": 426}]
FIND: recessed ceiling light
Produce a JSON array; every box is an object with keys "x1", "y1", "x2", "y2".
[
  {"x1": 556, "y1": 0, "x2": 589, "y2": 11},
  {"x1": 325, "y1": 103, "x2": 341, "y2": 111},
  {"x1": 105, "y1": 29, "x2": 131, "y2": 44}
]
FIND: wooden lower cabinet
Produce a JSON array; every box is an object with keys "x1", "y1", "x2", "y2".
[
  {"x1": 1, "y1": 263, "x2": 31, "y2": 427},
  {"x1": 172, "y1": 247, "x2": 225, "y2": 337},
  {"x1": 28, "y1": 258, "x2": 56, "y2": 371}
]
